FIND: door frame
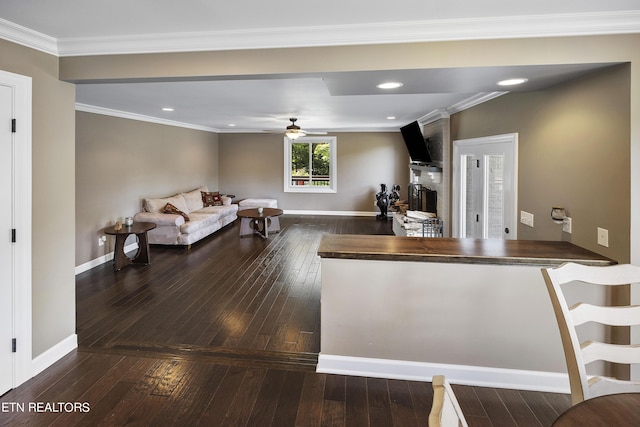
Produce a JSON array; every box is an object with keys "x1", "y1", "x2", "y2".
[
  {"x1": 0, "y1": 69, "x2": 33, "y2": 390},
  {"x1": 452, "y1": 133, "x2": 518, "y2": 239}
]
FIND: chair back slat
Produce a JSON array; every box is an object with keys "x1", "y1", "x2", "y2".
[
  {"x1": 550, "y1": 262, "x2": 640, "y2": 286},
  {"x1": 570, "y1": 303, "x2": 640, "y2": 326},
  {"x1": 581, "y1": 341, "x2": 640, "y2": 365}
]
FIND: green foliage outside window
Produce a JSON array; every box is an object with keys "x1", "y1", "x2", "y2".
[{"x1": 291, "y1": 141, "x2": 331, "y2": 186}]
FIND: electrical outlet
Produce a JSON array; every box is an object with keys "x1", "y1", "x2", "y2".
[
  {"x1": 597, "y1": 227, "x2": 609, "y2": 247},
  {"x1": 520, "y1": 211, "x2": 534, "y2": 228},
  {"x1": 562, "y1": 217, "x2": 572, "y2": 233}
]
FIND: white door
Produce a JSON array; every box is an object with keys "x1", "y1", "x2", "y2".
[
  {"x1": 0, "y1": 83, "x2": 13, "y2": 395},
  {"x1": 452, "y1": 134, "x2": 518, "y2": 240}
]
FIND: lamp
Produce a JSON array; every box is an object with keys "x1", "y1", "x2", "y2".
[{"x1": 551, "y1": 207, "x2": 567, "y2": 224}]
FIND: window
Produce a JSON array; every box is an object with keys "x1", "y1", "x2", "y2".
[{"x1": 284, "y1": 136, "x2": 337, "y2": 193}]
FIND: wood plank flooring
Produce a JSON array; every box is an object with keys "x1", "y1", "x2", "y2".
[{"x1": 0, "y1": 215, "x2": 572, "y2": 426}]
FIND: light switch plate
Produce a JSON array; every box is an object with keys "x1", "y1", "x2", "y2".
[
  {"x1": 520, "y1": 211, "x2": 534, "y2": 228},
  {"x1": 597, "y1": 227, "x2": 609, "y2": 247},
  {"x1": 562, "y1": 217, "x2": 572, "y2": 233}
]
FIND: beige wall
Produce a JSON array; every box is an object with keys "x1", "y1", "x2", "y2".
[
  {"x1": 0, "y1": 39, "x2": 76, "y2": 357},
  {"x1": 219, "y1": 132, "x2": 409, "y2": 212},
  {"x1": 75, "y1": 112, "x2": 220, "y2": 266},
  {"x1": 451, "y1": 64, "x2": 630, "y2": 263}
]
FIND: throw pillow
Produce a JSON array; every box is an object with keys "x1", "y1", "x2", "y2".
[
  {"x1": 163, "y1": 202, "x2": 190, "y2": 222},
  {"x1": 201, "y1": 191, "x2": 222, "y2": 207}
]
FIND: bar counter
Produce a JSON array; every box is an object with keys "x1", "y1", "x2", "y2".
[
  {"x1": 316, "y1": 235, "x2": 616, "y2": 392},
  {"x1": 318, "y1": 235, "x2": 616, "y2": 266}
]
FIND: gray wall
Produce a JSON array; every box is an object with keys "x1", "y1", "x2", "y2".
[
  {"x1": 219, "y1": 132, "x2": 409, "y2": 212},
  {"x1": 75, "y1": 111, "x2": 220, "y2": 266},
  {"x1": 0, "y1": 39, "x2": 76, "y2": 357},
  {"x1": 451, "y1": 64, "x2": 630, "y2": 263}
]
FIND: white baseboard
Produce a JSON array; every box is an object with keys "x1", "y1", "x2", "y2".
[
  {"x1": 75, "y1": 242, "x2": 139, "y2": 275},
  {"x1": 317, "y1": 354, "x2": 570, "y2": 393},
  {"x1": 75, "y1": 212, "x2": 382, "y2": 273},
  {"x1": 284, "y1": 210, "x2": 378, "y2": 217},
  {"x1": 32, "y1": 334, "x2": 78, "y2": 378}
]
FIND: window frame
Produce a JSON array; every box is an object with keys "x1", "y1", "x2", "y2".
[{"x1": 283, "y1": 136, "x2": 337, "y2": 193}]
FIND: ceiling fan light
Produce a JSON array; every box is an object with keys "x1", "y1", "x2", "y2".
[
  {"x1": 284, "y1": 118, "x2": 307, "y2": 139},
  {"x1": 285, "y1": 129, "x2": 305, "y2": 140}
]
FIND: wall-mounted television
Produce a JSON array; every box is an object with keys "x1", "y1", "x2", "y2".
[{"x1": 400, "y1": 121, "x2": 432, "y2": 164}]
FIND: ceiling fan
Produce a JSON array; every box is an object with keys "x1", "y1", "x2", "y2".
[{"x1": 281, "y1": 118, "x2": 327, "y2": 140}]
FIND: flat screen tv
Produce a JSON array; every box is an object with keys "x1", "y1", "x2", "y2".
[{"x1": 400, "y1": 121, "x2": 432, "y2": 164}]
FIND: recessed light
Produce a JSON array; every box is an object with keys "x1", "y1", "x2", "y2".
[
  {"x1": 162, "y1": 107, "x2": 174, "y2": 112},
  {"x1": 387, "y1": 116, "x2": 396, "y2": 120},
  {"x1": 377, "y1": 82, "x2": 403, "y2": 90},
  {"x1": 228, "y1": 123, "x2": 236, "y2": 127},
  {"x1": 497, "y1": 78, "x2": 529, "y2": 86}
]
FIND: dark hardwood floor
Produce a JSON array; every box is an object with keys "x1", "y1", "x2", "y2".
[{"x1": 0, "y1": 215, "x2": 571, "y2": 426}]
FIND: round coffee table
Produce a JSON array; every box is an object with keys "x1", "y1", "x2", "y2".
[
  {"x1": 237, "y1": 208, "x2": 283, "y2": 239},
  {"x1": 104, "y1": 221, "x2": 156, "y2": 271}
]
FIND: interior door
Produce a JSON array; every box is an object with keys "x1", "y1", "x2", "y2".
[
  {"x1": 452, "y1": 134, "x2": 518, "y2": 240},
  {"x1": 0, "y1": 83, "x2": 13, "y2": 395}
]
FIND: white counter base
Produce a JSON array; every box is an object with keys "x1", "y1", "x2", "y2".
[{"x1": 319, "y1": 258, "x2": 576, "y2": 392}]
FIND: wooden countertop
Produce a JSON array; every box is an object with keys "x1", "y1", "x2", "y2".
[{"x1": 317, "y1": 235, "x2": 616, "y2": 267}]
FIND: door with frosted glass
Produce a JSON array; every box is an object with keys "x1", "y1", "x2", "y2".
[{"x1": 453, "y1": 134, "x2": 518, "y2": 240}]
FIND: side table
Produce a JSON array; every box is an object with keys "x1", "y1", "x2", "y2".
[
  {"x1": 237, "y1": 208, "x2": 283, "y2": 239},
  {"x1": 103, "y1": 221, "x2": 157, "y2": 271}
]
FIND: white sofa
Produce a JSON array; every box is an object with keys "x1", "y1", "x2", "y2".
[{"x1": 134, "y1": 186, "x2": 238, "y2": 247}]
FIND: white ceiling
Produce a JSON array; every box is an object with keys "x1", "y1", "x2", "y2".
[{"x1": 1, "y1": 1, "x2": 639, "y2": 133}]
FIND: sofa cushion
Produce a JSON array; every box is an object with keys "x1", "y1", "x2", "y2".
[
  {"x1": 145, "y1": 194, "x2": 188, "y2": 214},
  {"x1": 180, "y1": 212, "x2": 221, "y2": 234},
  {"x1": 195, "y1": 204, "x2": 238, "y2": 217},
  {"x1": 181, "y1": 186, "x2": 208, "y2": 213},
  {"x1": 202, "y1": 191, "x2": 222, "y2": 207},
  {"x1": 163, "y1": 203, "x2": 190, "y2": 222}
]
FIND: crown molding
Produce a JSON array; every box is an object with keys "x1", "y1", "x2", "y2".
[
  {"x1": 1, "y1": 11, "x2": 639, "y2": 57},
  {"x1": 417, "y1": 92, "x2": 508, "y2": 124},
  {"x1": 75, "y1": 103, "x2": 220, "y2": 132},
  {"x1": 418, "y1": 109, "x2": 450, "y2": 125},
  {"x1": 0, "y1": 17, "x2": 58, "y2": 55},
  {"x1": 446, "y1": 92, "x2": 508, "y2": 114}
]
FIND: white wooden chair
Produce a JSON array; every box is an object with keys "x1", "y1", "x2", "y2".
[
  {"x1": 541, "y1": 262, "x2": 640, "y2": 405},
  {"x1": 428, "y1": 375, "x2": 468, "y2": 427}
]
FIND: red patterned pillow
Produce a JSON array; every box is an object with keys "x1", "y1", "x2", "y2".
[
  {"x1": 201, "y1": 191, "x2": 222, "y2": 207},
  {"x1": 163, "y1": 202, "x2": 190, "y2": 221}
]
